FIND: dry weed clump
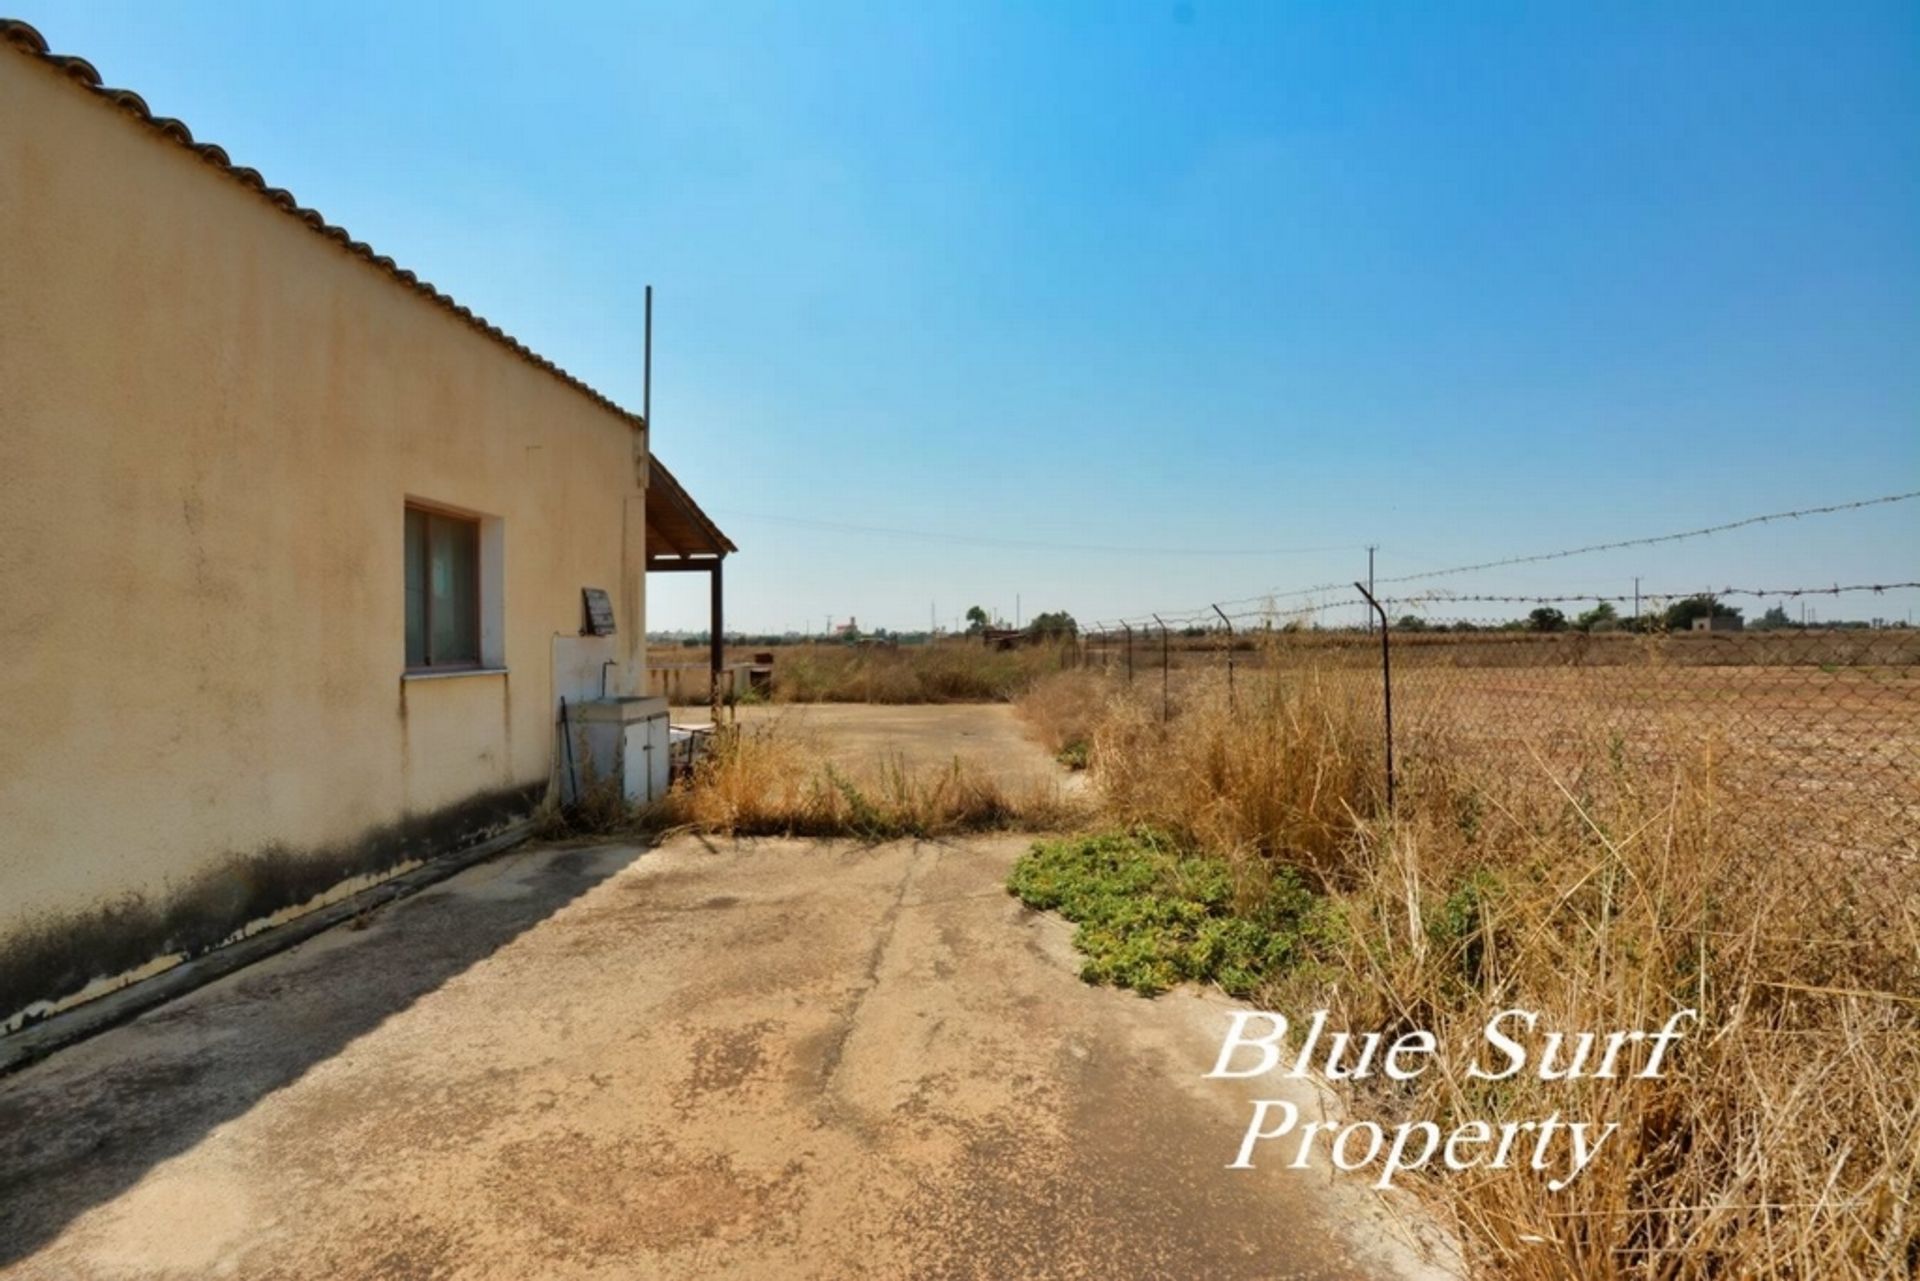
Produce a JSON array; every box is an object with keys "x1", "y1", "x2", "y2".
[
  {"x1": 1016, "y1": 664, "x2": 1920, "y2": 1278},
  {"x1": 1088, "y1": 670, "x2": 1383, "y2": 886},
  {"x1": 661, "y1": 723, "x2": 1081, "y2": 839},
  {"x1": 1014, "y1": 668, "x2": 1108, "y2": 766}
]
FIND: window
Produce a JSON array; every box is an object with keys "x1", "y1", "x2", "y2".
[{"x1": 405, "y1": 505, "x2": 481, "y2": 669}]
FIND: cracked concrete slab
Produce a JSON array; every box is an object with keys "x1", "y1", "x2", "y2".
[{"x1": 0, "y1": 834, "x2": 1454, "y2": 1279}]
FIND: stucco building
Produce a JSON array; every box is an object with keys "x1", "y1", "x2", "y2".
[{"x1": 0, "y1": 20, "x2": 730, "y2": 1032}]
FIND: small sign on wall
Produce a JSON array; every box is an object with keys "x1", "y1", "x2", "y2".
[{"x1": 582, "y1": 587, "x2": 617, "y2": 636}]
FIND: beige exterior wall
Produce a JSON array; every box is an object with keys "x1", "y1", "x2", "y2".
[{"x1": 0, "y1": 51, "x2": 648, "y2": 1012}]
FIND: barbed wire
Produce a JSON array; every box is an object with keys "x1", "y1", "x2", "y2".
[
  {"x1": 1085, "y1": 582, "x2": 1918, "y2": 633},
  {"x1": 1384, "y1": 582, "x2": 1920, "y2": 608}
]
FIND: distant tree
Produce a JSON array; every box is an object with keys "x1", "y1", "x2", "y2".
[
  {"x1": 1575, "y1": 601, "x2": 1618, "y2": 632},
  {"x1": 1395, "y1": 614, "x2": 1429, "y2": 632},
  {"x1": 1528, "y1": 607, "x2": 1568, "y2": 633},
  {"x1": 964, "y1": 605, "x2": 989, "y2": 635},
  {"x1": 1663, "y1": 596, "x2": 1742, "y2": 632},
  {"x1": 1029, "y1": 610, "x2": 1078, "y2": 638},
  {"x1": 1755, "y1": 604, "x2": 1795, "y2": 630}
]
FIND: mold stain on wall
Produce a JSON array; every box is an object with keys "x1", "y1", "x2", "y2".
[{"x1": 0, "y1": 782, "x2": 541, "y2": 1033}]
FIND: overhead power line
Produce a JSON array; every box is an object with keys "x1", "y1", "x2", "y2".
[
  {"x1": 1373, "y1": 491, "x2": 1920, "y2": 587},
  {"x1": 1102, "y1": 489, "x2": 1920, "y2": 626},
  {"x1": 709, "y1": 510, "x2": 1359, "y2": 557}
]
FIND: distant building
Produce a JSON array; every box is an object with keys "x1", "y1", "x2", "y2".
[{"x1": 1691, "y1": 615, "x2": 1745, "y2": 633}]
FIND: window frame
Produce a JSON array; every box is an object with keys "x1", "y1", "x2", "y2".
[{"x1": 404, "y1": 500, "x2": 485, "y2": 673}]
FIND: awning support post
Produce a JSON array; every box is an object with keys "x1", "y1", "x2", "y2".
[{"x1": 710, "y1": 559, "x2": 725, "y2": 723}]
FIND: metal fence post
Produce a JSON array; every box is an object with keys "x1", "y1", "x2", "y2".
[
  {"x1": 1123, "y1": 622, "x2": 1134, "y2": 683},
  {"x1": 1211, "y1": 603, "x2": 1235, "y2": 710},
  {"x1": 1353, "y1": 583, "x2": 1394, "y2": 812},
  {"x1": 1152, "y1": 613, "x2": 1170, "y2": 723}
]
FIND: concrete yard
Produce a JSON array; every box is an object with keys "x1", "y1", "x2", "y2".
[{"x1": 0, "y1": 831, "x2": 1448, "y2": 1280}]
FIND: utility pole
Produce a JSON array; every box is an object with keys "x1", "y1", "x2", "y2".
[
  {"x1": 1633, "y1": 577, "x2": 1640, "y2": 629},
  {"x1": 1016, "y1": 594, "x2": 1022, "y2": 629}
]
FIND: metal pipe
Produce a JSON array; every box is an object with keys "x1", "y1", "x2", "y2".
[
  {"x1": 558, "y1": 696, "x2": 580, "y2": 808},
  {"x1": 1353, "y1": 583, "x2": 1394, "y2": 812}
]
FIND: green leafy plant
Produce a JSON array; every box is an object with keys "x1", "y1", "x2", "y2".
[{"x1": 1007, "y1": 830, "x2": 1337, "y2": 997}]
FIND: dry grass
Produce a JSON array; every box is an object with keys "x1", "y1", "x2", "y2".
[
  {"x1": 768, "y1": 640, "x2": 1074, "y2": 704},
  {"x1": 1015, "y1": 668, "x2": 1107, "y2": 764},
  {"x1": 1018, "y1": 665, "x2": 1920, "y2": 1278},
  {"x1": 1087, "y1": 673, "x2": 1383, "y2": 888},
  {"x1": 545, "y1": 721, "x2": 1084, "y2": 841},
  {"x1": 1307, "y1": 755, "x2": 1920, "y2": 1278}
]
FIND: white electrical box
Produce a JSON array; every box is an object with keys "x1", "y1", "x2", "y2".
[{"x1": 571, "y1": 695, "x2": 672, "y2": 804}]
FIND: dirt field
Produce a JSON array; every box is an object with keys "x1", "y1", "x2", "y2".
[
  {"x1": 734, "y1": 701, "x2": 1072, "y2": 791},
  {"x1": 0, "y1": 834, "x2": 1451, "y2": 1280}
]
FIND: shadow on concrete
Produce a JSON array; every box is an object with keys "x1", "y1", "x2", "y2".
[{"x1": 0, "y1": 840, "x2": 643, "y2": 1268}]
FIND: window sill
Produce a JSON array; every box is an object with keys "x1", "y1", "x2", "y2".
[{"x1": 402, "y1": 667, "x2": 509, "y2": 682}]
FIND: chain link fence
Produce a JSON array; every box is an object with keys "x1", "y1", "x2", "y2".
[{"x1": 1079, "y1": 588, "x2": 1920, "y2": 976}]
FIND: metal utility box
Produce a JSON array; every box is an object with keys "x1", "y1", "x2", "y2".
[{"x1": 571, "y1": 695, "x2": 672, "y2": 804}]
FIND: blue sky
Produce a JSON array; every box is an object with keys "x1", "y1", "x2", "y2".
[{"x1": 20, "y1": 1, "x2": 1918, "y2": 631}]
